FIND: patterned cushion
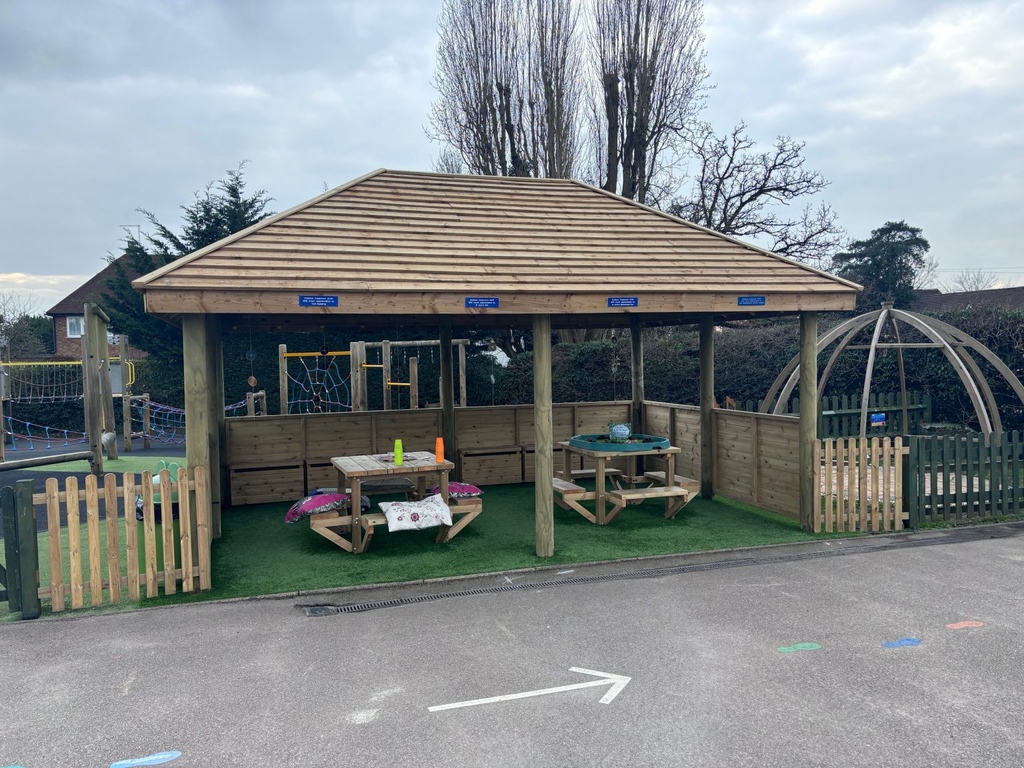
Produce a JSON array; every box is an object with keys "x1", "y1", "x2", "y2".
[
  {"x1": 430, "y1": 482, "x2": 483, "y2": 499},
  {"x1": 379, "y1": 494, "x2": 453, "y2": 531},
  {"x1": 284, "y1": 493, "x2": 372, "y2": 524}
]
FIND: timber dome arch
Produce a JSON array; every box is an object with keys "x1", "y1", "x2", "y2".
[{"x1": 760, "y1": 303, "x2": 1024, "y2": 437}]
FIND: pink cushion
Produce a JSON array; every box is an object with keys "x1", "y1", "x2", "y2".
[{"x1": 285, "y1": 493, "x2": 349, "y2": 524}]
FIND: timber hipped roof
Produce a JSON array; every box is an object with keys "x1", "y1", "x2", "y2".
[{"x1": 134, "y1": 169, "x2": 859, "y2": 331}]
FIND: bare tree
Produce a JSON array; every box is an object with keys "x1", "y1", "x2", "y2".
[
  {"x1": 429, "y1": 0, "x2": 582, "y2": 179},
  {"x1": 0, "y1": 291, "x2": 50, "y2": 360},
  {"x1": 942, "y1": 269, "x2": 998, "y2": 293},
  {"x1": 592, "y1": 0, "x2": 708, "y2": 204},
  {"x1": 671, "y1": 121, "x2": 844, "y2": 269},
  {"x1": 913, "y1": 255, "x2": 939, "y2": 290}
]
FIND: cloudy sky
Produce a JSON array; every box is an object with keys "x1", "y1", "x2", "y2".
[{"x1": 2, "y1": 0, "x2": 1022, "y2": 314}]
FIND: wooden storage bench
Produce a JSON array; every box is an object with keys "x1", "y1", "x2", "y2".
[{"x1": 458, "y1": 445, "x2": 523, "y2": 485}]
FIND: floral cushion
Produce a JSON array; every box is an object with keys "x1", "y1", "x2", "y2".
[
  {"x1": 430, "y1": 482, "x2": 483, "y2": 499},
  {"x1": 379, "y1": 493, "x2": 453, "y2": 531},
  {"x1": 285, "y1": 493, "x2": 369, "y2": 524}
]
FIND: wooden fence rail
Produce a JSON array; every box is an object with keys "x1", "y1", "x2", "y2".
[
  {"x1": 904, "y1": 432, "x2": 1024, "y2": 526},
  {"x1": 815, "y1": 437, "x2": 904, "y2": 533},
  {"x1": 29, "y1": 466, "x2": 211, "y2": 612}
]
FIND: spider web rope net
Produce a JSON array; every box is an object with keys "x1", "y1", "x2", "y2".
[{"x1": 286, "y1": 354, "x2": 351, "y2": 414}]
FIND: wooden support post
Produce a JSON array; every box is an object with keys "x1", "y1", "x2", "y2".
[
  {"x1": 81, "y1": 305, "x2": 103, "y2": 475},
  {"x1": 93, "y1": 307, "x2": 118, "y2": 460},
  {"x1": 278, "y1": 344, "x2": 288, "y2": 414},
  {"x1": 630, "y1": 316, "x2": 644, "y2": 432},
  {"x1": 122, "y1": 388, "x2": 132, "y2": 452},
  {"x1": 141, "y1": 394, "x2": 151, "y2": 449},
  {"x1": 120, "y1": 335, "x2": 132, "y2": 452},
  {"x1": 799, "y1": 312, "x2": 819, "y2": 530},
  {"x1": 630, "y1": 317, "x2": 646, "y2": 475},
  {"x1": 458, "y1": 341, "x2": 467, "y2": 408},
  {"x1": 382, "y1": 340, "x2": 392, "y2": 410},
  {"x1": 209, "y1": 315, "x2": 225, "y2": 538},
  {"x1": 533, "y1": 314, "x2": 554, "y2": 557},
  {"x1": 699, "y1": 315, "x2": 714, "y2": 499},
  {"x1": 439, "y1": 321, "x2": 456, "y2": 474},
  {"x1": 409, "y1": 357, "x2": 419, "y2": 409},
  {"x1": 183, "y1": 314, "x2": 221, "y2": 563},
  {"x1": 351, "y1": 341, "x2": 368, "y2": 412}
]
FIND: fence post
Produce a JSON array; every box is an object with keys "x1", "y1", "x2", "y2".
[
  {"x1": 15, "y1": 480, "x2": 40, "y2": 618},
  {"x1": 2, "y1": 484, "x2": 20, "y2": 611},
  {"x1": 905, "y1": 437, "x2": 918, "y2": 529}
]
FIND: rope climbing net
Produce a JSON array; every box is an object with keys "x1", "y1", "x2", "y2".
[
  {"x1": 0, "y1": 361, "x2": 84, "y2": 403},
  {"x1": 284, "y1": 351, "x2": 352, "y2": 414}
]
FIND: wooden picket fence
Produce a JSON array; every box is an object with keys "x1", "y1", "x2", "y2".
[
  {"x1": 34, "y1": 466, "x2": 211, "y2": 612},
  {"x1": 815, "y1": 437, "x2": 904, "y2": 533},
  {"x1": 904, "y1": 432, "x2": 1024, "y2": 526}
]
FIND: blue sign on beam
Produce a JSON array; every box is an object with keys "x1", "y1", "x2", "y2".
[
  {"x1": 737, "y1": 296, "x2": 766, "y2": 307},
  {"x1": 299, "y1": 295, "x2": 339, "y2": 307},
  {"x1": 607, "y1": 297, "x2": 639, "y2": 307},
  {"x1": 465, "y1": 297, "x2": 500, "y2": 308}
]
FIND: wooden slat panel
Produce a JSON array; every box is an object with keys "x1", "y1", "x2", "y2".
[
  {"x1": 195, "y1": 466, "x2": 213, "y2": 591},
  {"x1": 66, "y1": 477, "x2": 84, "y2": 610},
  {"x1": 85, "y1": 475, "x2": 103, "y2": 607},
  {"x1": 177, "y1": 466, "x2": 194, "y2": 594},
  {"x1": 123, "y1": 473, "x2": 140, "y2": 602},
  {"x1": 104, "y1": 473, "x2": 121, "y2": 604},
  {"x1": 45, "y1": 478, "x2": 65, "y2": 612}
]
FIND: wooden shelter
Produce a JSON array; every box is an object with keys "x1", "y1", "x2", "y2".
[{"x1": 133, "y1": 169, "x2": 860, "y2": 554}]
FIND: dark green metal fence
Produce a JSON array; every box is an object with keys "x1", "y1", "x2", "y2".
[
  {"x1": 1, "y1": 480, "x2": 41, "y2": 619},
  {"x1": 904, "y1": 432, "x2": 1024, "y2": 527},
  {"x1": 735, "y1": 392, "x2": 931, "y2": 439}
]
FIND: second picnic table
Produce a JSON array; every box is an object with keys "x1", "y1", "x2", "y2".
[{"x1": 555, "y1": 441, "x2": 694, "y2": 524}]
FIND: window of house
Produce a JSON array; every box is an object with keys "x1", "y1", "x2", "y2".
[{"x1": 66, "y1": 316, "x2": 84, "y2": 338}]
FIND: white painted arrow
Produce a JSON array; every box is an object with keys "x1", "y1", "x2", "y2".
[{"x1": 428, "y1": 667, "x2": 631, "y2": 712}]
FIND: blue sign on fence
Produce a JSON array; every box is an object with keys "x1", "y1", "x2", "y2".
[
  {"x1": 737, "y1": 295, "x2": 766, "y2": 306},
  {"x1": 607, "y1": 297, "x2": 639, "y2": 307},
  {"x1": 299, "y1": 295, "x2": 339, "y2": 307},
  {"x1": 870, "y1": 412, "x2": 887, "y2": 426},
  {"x1": 465, "y1": 297, "x2": 500, "y2": 308}
]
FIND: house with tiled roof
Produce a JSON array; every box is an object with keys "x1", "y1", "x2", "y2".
[
  {"x1": 913, "y1": 285, "x2": 1024, "y2": 312},
  {"x1": 45, "y1": 258, "x2": 141, "y2": 359}
]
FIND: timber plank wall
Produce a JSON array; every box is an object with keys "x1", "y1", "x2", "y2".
[
  {"x1": 644, "y1": 401, "x2": 800, "y2": 518},
  {"x1": 225, "y1": 402, "x2": 631, "y2": 505}
]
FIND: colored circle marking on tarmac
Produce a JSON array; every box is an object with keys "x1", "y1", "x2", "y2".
[
  {"x1": 110, "y1": 752, "x2": 182, "y2": 768},
  {"x1": 777, "y1": 643, "x2": 821, "y2": 653},
  {"x1": 946, "y1": 620, "x2": 985, "y2": 629},
  {"x1": 882, "y1": 637, "x2": 922, "y2": 648}
]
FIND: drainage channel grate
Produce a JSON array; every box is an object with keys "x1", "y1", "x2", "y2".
[{"x1": 300, "y1": 538, "x2": 949, "y2": 617}]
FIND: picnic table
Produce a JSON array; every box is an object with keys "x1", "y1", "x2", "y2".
[
  {"x1": 554, "y1": 441, "x2": 695, "y2": 524},
  {"x1": 310, "y1": 451, "x2": 461, "y2": 553}
]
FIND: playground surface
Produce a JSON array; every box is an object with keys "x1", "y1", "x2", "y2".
[{"x1": 1, "y1": 523, "x2": 1021, "y2": 767}]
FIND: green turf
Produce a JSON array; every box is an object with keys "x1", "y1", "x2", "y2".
[
  {"x1": 1, "y1": 483, "x2": 857, "y2": 621},
  {"x1": 19, "y1": 455, "x2": 186, "y2": 473}
]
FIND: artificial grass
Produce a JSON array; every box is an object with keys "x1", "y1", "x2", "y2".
[
  {"x1": 158, "y1": 484, "x2": 850, "y2": 606},
  {"x1": 19, "y1": 455, "x2": 185, "y2": 474},
  {"x1": 1, "y1": 483, "x2": 855, "y2": 621}
]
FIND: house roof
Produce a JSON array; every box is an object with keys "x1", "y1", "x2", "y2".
[
  {"x1": 913, "y1": 286, "x2": 1024, "y2": 312},
  {"x1": 46, "y1": 258, "x2": 130, "y2": 316},
  {"x1": 134, "y1": 169, "x2": 859, "y2": 330}
]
